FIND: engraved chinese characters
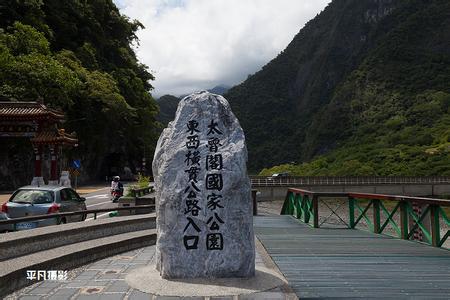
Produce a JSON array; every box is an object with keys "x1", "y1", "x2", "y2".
[
  {"x1": 183, "y1": 119, "x2": 202, "y2": 249},
  {"x1": 153, "y1": 91, "x2": 255, "y2": 279},
  {"x1": 183, "y1": 118, "x2": 225, "y2": 251}
]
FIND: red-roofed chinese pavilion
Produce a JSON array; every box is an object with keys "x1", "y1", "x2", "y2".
[{"x1": 0, "y1": 100, "x2": 78, "y2": 185}]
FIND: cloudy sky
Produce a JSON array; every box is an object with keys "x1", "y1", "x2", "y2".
[{"x1": 114, "y1": 0, "x2": 331, "y2": 97}]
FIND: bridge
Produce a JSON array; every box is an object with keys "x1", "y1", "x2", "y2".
[
  {"x1": 251, "y1": 176, "x2": 450, "y2": 200},
  {"x1": 0, "y1": 185, "x2": 449, "y2": 299},
  {"x1": 255, "y1": 215, "x2": 450, "y2": 299},
  {"x1": 256, "y1": 188, "x2": 450, "y2": 298}
]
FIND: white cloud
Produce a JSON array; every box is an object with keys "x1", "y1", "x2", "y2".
[{"x1": 116, "y1": 0, "x2": 331, "y2": 96}]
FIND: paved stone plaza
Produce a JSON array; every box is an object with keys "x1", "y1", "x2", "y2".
[{"x1": 7, "y1": 243, "x2": 290, "y2": 299}]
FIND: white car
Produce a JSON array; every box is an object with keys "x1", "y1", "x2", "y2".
[{"x1": 1, "y1": 186, "x2": 87, "y2": 231}]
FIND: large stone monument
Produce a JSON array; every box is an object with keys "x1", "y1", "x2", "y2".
[{"x1": 152, "y1": 91, "x2": 255, "y2": 279}]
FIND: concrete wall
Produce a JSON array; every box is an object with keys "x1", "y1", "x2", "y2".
[
  {"x1": 256, "y1": 184, "x2": 450, "y2": 201},
  {"x1": 0, "y1": 214, "x2": 156, "y2": 261}
]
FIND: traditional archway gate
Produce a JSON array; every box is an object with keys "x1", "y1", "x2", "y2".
[{"x1": 0, "y1": 100, "x2": 78, "y2": 186}]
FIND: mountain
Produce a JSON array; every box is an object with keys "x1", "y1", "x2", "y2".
[
  {"x1": 157, "y1": 94, "x2": 180, "y2": 126},
  {"x1": 208, "y1": 85, "x2": 231, "y2": 95},
  {"x1": 178, "y1": 84, "x2": 231, "y2": 99},
  {"x1": 157, "y1": 86, "x2": 229, "y2": 127},
  {"x1": 225, "y1": 0, "x2": 450, "y2": 176}
]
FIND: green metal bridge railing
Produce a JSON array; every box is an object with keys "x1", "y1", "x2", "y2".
[{"x1": 281, "y1": 188, "x2": 450, "y2": 248}]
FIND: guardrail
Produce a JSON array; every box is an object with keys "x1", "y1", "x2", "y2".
[
  {"x1": 281, "y1": 188, "x2": 450, "y2": 248},
  {"x1": 0, "y1": 205, "x2": 155, "y2": 227},
  {"x1": 129, "y1": 186, "x2": 155, "y2": 197},
  {"x1": 251, "y1": 176, "x2": 450, "y2": 186}
]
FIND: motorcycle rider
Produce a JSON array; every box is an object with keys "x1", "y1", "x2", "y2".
[{"x1": 110, "y1": 176, "x2": 123, "y2": 202}]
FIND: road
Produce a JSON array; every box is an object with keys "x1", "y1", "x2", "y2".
[{"x1": 78, "y1": 185, "x2": 129, "y2": 221}]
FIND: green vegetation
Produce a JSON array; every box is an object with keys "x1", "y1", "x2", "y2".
[
  {"x1": 135, "y1": 173, "x2": 151, "y2": 189},
  {"x1": 126, "y1": 173, "x2": 150, "y2": 196},
  {"x1": 225, "y1": 0, "x2": 450, "y2": 176},
  {"x1": 0, "y1": 0, "x2": 159, "y2": 182}
]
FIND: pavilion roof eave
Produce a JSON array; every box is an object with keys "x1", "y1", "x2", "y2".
[
  {"x1": 0, "y1": 101, "x2": 65, "y2": 121},
  {"x1": 30, "y1": 130, "x2": 78, "y2": 146}
]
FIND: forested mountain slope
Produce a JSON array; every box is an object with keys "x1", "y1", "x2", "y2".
[
  {"x1": 225, "y1": 0, "x2": 450, "y2": 175},
  {"x1": 0, "y1": 0, "x2": 159, "y2": 187}
]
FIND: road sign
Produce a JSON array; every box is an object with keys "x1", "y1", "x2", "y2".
[{"x1": 72, "y1": 159, "x2": 81, "y2": 169}]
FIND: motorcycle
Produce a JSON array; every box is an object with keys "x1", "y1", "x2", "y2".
[{"x1": 111, "y1": 188, "x2": 123, "y2": 203}]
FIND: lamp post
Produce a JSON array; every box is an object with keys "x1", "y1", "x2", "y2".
[
  {"x1": 142, "y1": 157, "x2": 146, "y2": 175},
  {"x1": 142, "y1": 144, "x2": 147, "y2": 175}
]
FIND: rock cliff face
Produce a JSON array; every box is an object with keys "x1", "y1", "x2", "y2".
[
  {"x1": 225, "y1": 0, "x2": 399, "y2": 170},
  {"x1": 225, "y1": 0, "x2": 450, "y2": 176}
]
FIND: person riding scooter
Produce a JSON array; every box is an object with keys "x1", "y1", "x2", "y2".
[{"x1": 110, "y1": 176, "x2": 124, "y2": 202}]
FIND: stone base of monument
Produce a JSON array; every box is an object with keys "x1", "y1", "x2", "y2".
[
  {"x1": 126, "y1": 264, "x2": 285, "y2": 297},
  {"x1": 125, "y1": 239, "x2": 289, "y2": 298}
]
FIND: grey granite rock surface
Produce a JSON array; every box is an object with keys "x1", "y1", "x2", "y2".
[{"x1": 152, "y1": 91, "x2": 255, "y2": 278}]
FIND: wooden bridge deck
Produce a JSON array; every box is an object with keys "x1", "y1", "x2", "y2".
[{"x1": 254, "y1": 216, "x2": 450, "y2": 299}]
